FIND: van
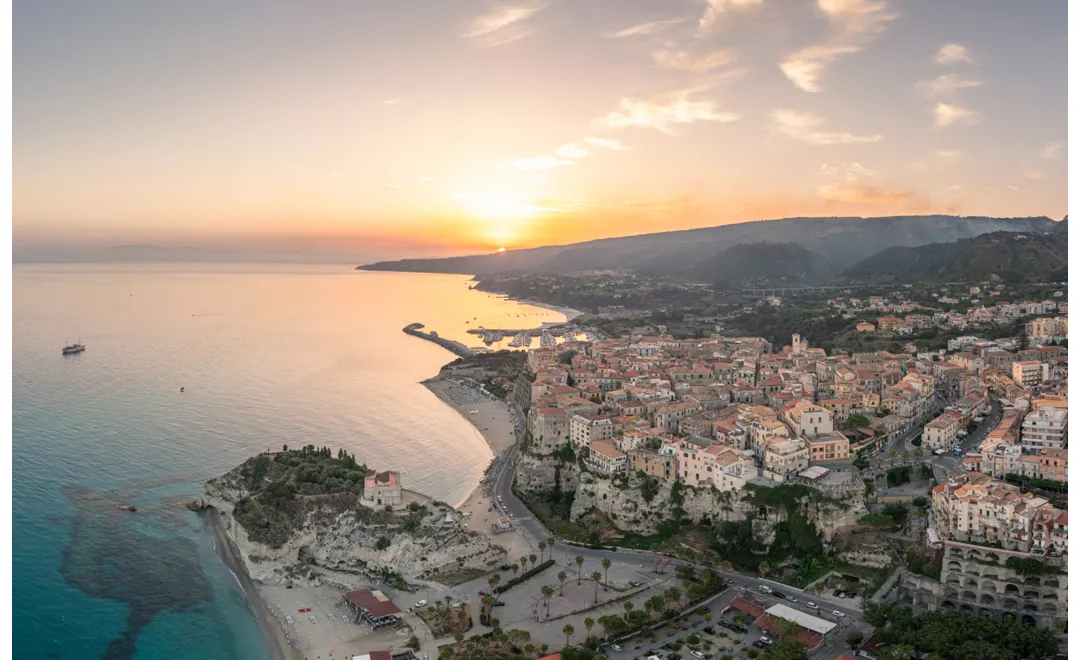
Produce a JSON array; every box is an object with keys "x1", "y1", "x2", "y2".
[{"x1": 759, "y1": 585, "x2": 772, "y2": 594}]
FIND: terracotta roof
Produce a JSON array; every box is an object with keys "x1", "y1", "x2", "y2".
[
  {"x1": 729, "y1": 597, "x2": 764, "y2": 618},
  {"x1": 345, "y1": 589, "x2": 402, "y2": 619}
]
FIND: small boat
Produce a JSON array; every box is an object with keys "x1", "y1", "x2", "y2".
[
  {"x1": 116, "y1": 504, "x2": 137, "y2": 512},
  {"x1": 62, "y1": 343, "x2": 85, "y2": 355},
  {"x1": 180, "y1": 387, "x2": 185, "y2": 393}
]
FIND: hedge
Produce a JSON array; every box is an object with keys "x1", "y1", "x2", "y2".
[{"x1": 496, "y1": 559, "x2": 555, "y2": 594}]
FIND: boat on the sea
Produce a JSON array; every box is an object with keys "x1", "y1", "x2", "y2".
[
  {"x1": 540, "y1": 331, "x2": 556, "y2": 348},
  {"x1": 62, "y1": 343, "x2": 86, "y2": 355},
  {"x1": 508, "y1": 333, "x2": 523, "y2": 348},
  {"x1": 563, "y1": 332, "x2": 577, "y2": 343}
]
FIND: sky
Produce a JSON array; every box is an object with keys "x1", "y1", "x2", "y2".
[{"x1": 13, "y1": 0, "x2": 1068, "y2": 260}]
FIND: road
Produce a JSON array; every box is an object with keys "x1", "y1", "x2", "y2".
[{"x1": 925, "y1": 397, "x2": 1002, "y2": 477}]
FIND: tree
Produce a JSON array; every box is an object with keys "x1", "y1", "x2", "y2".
[
  {"x1": 664, "y1": 587, "x2": 681, "y2": 609},
  {"x1": 406, "y1": 635, "x2": 421, "y2": 651},
  {"x1": 601, "y1": 558, "x2": 612, "y2": 590},
  {"x1": 846, "y1": 630, "x2": 865, "y2": 652},
  {"x1": 511, "y1": 564, "x2": 519, "y2": 578},
  {"x1": 591, "y1": 571, "x2": 602, "y2": 602},
  {"x1": 557, "y1": 571, "x2": 568, "y2": 595},
  {"x1": 583, "y1": 617, "x2": 595, "y2": 638},
  {"x1": 733, "y1": 613, "x2": 751, "y2": 629},
  {"x1": 878, "y1": 645, "x2": 915, "y2": 660},
  {"x1": 575, "y1": 556, "x2": 585, "y2": 583},
  {"x1": 520, "y1": 556, "x2": 528, "y2": 572},
  {"x1": 538, "y1": 541, "x2": 547, "y2": 562},
  {"x1": 1017, "y1": 327, "x2": 1030, "y2": 351},
  {"x1": 623, "y1": 601, "x2": 634, "y2": 620},
  {"x1": 489, "y1": 574, "x2": 501, "y2": 591},
  {"x1": 598, "y1": 614, "x2": 627, "y2": 637},
  {"x1": 901, "y1": 449, "x2": 910, "y2": 462},
  {"x1": 563, "y1": 624, "x2": 575, "y2": 648},
  {"x1": 913, "y1": 447, "x2": 924, "y2": 459},
  {"x1": 454, "y1": 632, "x2": 465, "y2": 645},
  {"x1": 530, "y1": 553, "x2": 538, "y2": 569},
  {"x1": 843, "y1": 413, "x2": 871, "y2": 430},
  {"x1": 763, "y1": 637, "x2": 809, "y2": 660},
  {"x1": 888, "y1": 449, "x2": 898, "y2": 461},
  {"x1": 541, "y1": 585, "x2": 555, "y2": 617}
]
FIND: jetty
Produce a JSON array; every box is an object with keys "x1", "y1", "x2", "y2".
[{"x1": 403, "y1": 323, "x2": 475, "y2": 358}]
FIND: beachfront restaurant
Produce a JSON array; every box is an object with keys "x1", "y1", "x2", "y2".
[{"x1": 344, "y1": 589, "x2": 403, "y2": 629}]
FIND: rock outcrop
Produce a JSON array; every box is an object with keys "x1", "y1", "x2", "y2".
[{"x1": 202, "y1": 461, "x2": 506, "y2": 587}]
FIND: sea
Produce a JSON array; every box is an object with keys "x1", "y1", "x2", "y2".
[{"x1": 12, "y1": 263, "x2": 568, "y2": 660}]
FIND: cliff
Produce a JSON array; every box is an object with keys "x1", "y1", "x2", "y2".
[{"x1": 199, "y1": 452, "x2": 505, "y2": 587}]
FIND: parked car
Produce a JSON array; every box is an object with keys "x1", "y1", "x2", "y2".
[
  {"x1": 833, "y1": 610, "x2": 846, "y2": 618},
  {"x1": 414, "y1": 600, "x2": 428, "y2": 608},
  {"x1": 690, "y1": 651, "x2": 705, "y2": 659},
  {"x1": 752, "y1": 641, "x2": 767, "y2": 649},
  {"x1": 492, "y1": 601, "x2": 505, "y2": 607},
  {"x1": 787, "y1": 596, "x2": 798, "y2": 603},
  {"x1": 702, "y1": 627, "x2": 715, "y2": 635},
  {"x1": 772, "y1": 591, "x2": 786, "y2": 600},
  {"x1": 609, "y1": 644, "x2": 622, "y2": 652},
  {"x1": 832, "y1": 589, "x2": 843, "y2": 597},
  {"x1": 478, "y1": 590, "x2": 487, "y2": 596},
  {"x1": 805, "y1": 602, "x2": 818, "y2": 610},
  {"x1": 758, "y1": 585, "x2": 772, "y2": 594},
  {"x1": 758, "y1": 637, "x2": 773, "y2": 645}
]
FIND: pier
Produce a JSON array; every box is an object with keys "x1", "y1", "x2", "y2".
[{"x1": 403, "y1": 323, "x2": 475, "y2": 358}]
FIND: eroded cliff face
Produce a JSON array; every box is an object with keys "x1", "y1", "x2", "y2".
[
  {"x1": 514, "y1": 453, "x2": 580, "y2": 493},
  {"x1": 517, "y1": 458, "x2": 866, "y2": 545},
  {"x1": 201, "y1": 467, "x2": 505, "y2": 587}
]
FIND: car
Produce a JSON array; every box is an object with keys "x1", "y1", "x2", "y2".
[
  {"x1": 832, "y1": 589, "x2": 843, "y2": 597},
  {"x1": 832, "y1": 610, "x2": 846, "y2": 618},
  {"x1": 492, "y1": 601, "x2": 505, "y2": 607},
  {"x1": 702, "y1": 627, "x2": 715, "y2": 635},
  {"x1": 508, "y1": 513, "x2": 515, "y2": 519},
  {"x1": 691, "y1": 651, "x2": 705, "y2": 659},
  {"x1": 609, "y1": 644, "x2": 622, "y2": 652},
  {"x1": 758, "y1": 585, "x2": 772, "y2": 594},
  {"x1": 837, "y1": 591, "x2": 847, "y2": 599},
  {"x1": 752, "y1": 641, "x2": 767, "y2": 649},
  {"x1": 805, "y1": 602, "x2": 818, "y2": 610},
  {"x1": 772, "y1": 591, "x2": 786, "y2": 600},
  {"x1": 758, "y1": 637, "x2": 773, "y2": 645},
  {"x1": 787, "y1": 596, "x2": 798, "y2": 603},
  {"x1": 327, "y1": 613, "x2": 335, "y2": 621},
  {"x1": 628, "y1": 580, "x2": 641, "y2": 587},
  {"x1": 478, "y1": 590, "x2": 487, "y2": 596},
  {"x1": 285, "y1": 615, "x2": 294, "y2": 625},
  {"x1": 414, "y1": 600, "x2": 428, "y2": 608}
]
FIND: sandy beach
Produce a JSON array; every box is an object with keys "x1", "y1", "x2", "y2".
[{"x1": 424, "y1": 378, "x2": 518, "y2": 456}]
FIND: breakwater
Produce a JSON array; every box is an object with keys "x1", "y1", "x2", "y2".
[{"x1": 403, "y1": 323, "x2": 475, "y2": 358}]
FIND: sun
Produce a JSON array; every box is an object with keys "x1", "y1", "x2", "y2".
[{"x1": 497, "y1": 247, "x2": 506, "y2": 252}]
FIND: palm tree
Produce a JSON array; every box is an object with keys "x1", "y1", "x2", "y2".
[
  {"x1": 538, "y1": 541, "x2": 547, "y2": 562},
  {"x1": 529, "y1": 553, "x2": 538, "y2": 569},
  {"x1": 520, "y1": 556, "x2": 528, "y2": 573},
  {"x1": 591, "y1": 571, "x2": 602, "y2": 602},
  {"x1": 902, "y1": 449, "x2": 910, "y2": 462},
  {"x1": 888, "y1": 449, "x2": 898, "y2": 461},
  {"x1": 914, "y1": 447, "x2": 924, "y2": 459},
  {"x1": 548, "y1": 535, "x2": 556, "y2": 557},
  {"x1": 575, "y1": 556, "x2": 585, "y2": 584},
  {"x1": 557, "y1": 571, "x2": 568, "y2": 596},
  {"x1": 489, "y1": 574, "x2": 501, "y2": 592},
  {"x1": 511, "y1": 564, "x2": 520, "y2": 578},
  {"x1": 623, "y1": 601, "x2": 634, "y2": 621},
  {"x1": 601, "y1": 558, "x2": 612, "y2": 591},
  {"x1": 454, "y1": 632, "x2": 465, "y2": 644},
  {"x1": 583, "y1": 617, "x2": 594, "y2": 639},
  {"x1": 563, "y1": 624, "x2": 575, "y2": 648},
  {"x1": 541, "y1": 585, "x2": 554, "y2": 617},
  {"x1": 664, "y1": 587, "x2": 681, "y2": 609},
  {"x1": 524, "y1": 643, "x2": 536, "y2": 656}
]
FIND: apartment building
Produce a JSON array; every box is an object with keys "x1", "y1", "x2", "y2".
[
  {"x1": 569, "y1": 414, "x2": 615, "y2": 449},
  {"x1": 1020, "y1": 405, "x2": 1067, "y2": 452},
  {"x1": 780, "y1": 399, "x2": 833, "y2": 437},
  {"x1": 587, "y1": 440, "x2": 627, "y2": 475},
  {"x1": 653, "y1": 401, "x2": 703, "y2": 432},
  {"x1": 1012, "y1": 361, "x2": 1049, "y2": 387},
  {"x1": 805, "y1": 430, "x2": 851, "y2": 462},
  {"x1": 923, "y1": 411, "x2": 964, "y2": 450},
  {"x1": 763, "y1": 439, "x2": 809, "y2": 480}
]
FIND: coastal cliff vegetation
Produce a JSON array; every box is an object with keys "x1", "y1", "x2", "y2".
[{"x1": 230, "y1": 446, "x2": 368, "y2": 548}]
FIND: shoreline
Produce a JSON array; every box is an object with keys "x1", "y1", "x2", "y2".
[
  {"x1": 204, "y1": 507, "x2": 298, "y2": 660},
  {"x1": 505, "y1": 296, "x2": 583, "y2": 324}
]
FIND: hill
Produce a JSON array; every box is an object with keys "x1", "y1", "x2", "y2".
[
  {"x1": 358, "y1": 215, "x2": 1056, "y2": 275},
  {"x1": 844, "y1": 230, "x2": 1068, "y2": 283},
  {"x1": 675, "y1": 242, "x2": 834, "y2": 286}
]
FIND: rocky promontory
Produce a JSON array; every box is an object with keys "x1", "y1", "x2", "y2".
[{"x1": 196, "y1": 447, "x2": 505, "y2": 587}]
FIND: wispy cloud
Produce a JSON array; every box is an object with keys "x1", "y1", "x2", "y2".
[
  {"x1": 554, "y1": 143, "x2": 589, "y2": 159},
  {"x1": 771, "y1": 109, "x2": 883, "y2": 145},
  {"x1": 934, "y1": 102, "x2": 980, "y2": 128},
  {"x1": 935, "y1": 150, "x2": 962, "y2": 159},
  {"x1": 605, "y1": 17, "x2": 686, "y2": 39},
  {"x1": 584, "y1": 136, "x2": 630, "y2": 151},
  {"x1": 652, "y1": 48, "x2": 738, "y2": 72},
  {"x1": 915, "y1": 74, "x2": 983, "y2": 99},
  {"x1": 463, "y1": 2, "x2": 548, "y2": 46},
  {"x1": 699, "y1": 0, "x2": 765, "y2": 34},
  {"x1": 384, "y1": 98, "x2": 404, "y2": 105},
  {"x1": 1040, "y1": 141, "x2": 1064, "y2": 159},
  {"x1": 934, "y1": 43, "x2": 972, "y2": 65},
  {"x1": 819, "y1": 161, "x2": 874, "y2": 178},
  {"x1": 779, "y1": 0, "x2": 898, "y2": 93},
  {"x1": 818, "y1": 180, "x2": 919, "y2": 205},
  {"x1": 595, "y1": 88, "x2": 741, "y2": 135},
  {"x1": 501, "y1": 155, "x2": 574, "y2": 171}
]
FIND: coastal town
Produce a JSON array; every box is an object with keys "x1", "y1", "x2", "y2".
[{"x1": 210, "y1": 278, "x2": 1068, "y2": 660}]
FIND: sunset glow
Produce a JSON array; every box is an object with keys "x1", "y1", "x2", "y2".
[{"x1": 13, "y1": 1, "x2": 1066, "y2": 261}]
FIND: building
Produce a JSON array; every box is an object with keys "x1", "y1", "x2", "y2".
[
  {"x1": 344, "y1": 589, "x2": 403, "y2": 629},
  {"x1": 763, "y1": 439, "x2": 809, "y2": 480},
  {"x1": 629, "y1": 449, "x2": 678, "y2": 482},
  {"x1": 527, "y1": 407, "x2": 569, "y2": 454},
  {"x1": 780, "y1": 400, "x2": 833, "y2": 437},
  {"x1": 360, "y1": 471, "x2": 403, "y2": 509},
  {"x1": 1020, "y1": 405, "x2": 1067, "y2": 452},
  {"x1": 856, "y1": 322, "x2": 876, "y2": 333},
  {"x1": 569, "y1": 414, "x2": 615, "y2": 449},
  {"x1": 587, "y1": 439, "x2": 627, "y2": 475},
  {"x1": 923, "y1": 411, "x2": 963, "y2": 450},
  {"x1": 1011, "y1": 361, "x2": 1049, "y2": 387},
  {"x1": 805, "y1": 430, "x2": 851, "y2": 463}
]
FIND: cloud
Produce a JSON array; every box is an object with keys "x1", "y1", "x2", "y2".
[
  {"x1": 771, "y1": 109, "x2": 884, "y2": 145},
  {"x1": 1007, "y1": 185, "x2": 1020, "y2": 191},
  {"x1": 779, "y1": 0, "x2": 898, "y2": 92},
  {"x1": 652, "y1": 48, "x2": 738, "y2": 72},
  {"x1": 818, "y1": 180, "x2": 918, "y2": 205},
  {"x1": 605, "y1": 17, "x2": 686, "y2": 39},
  {"x1": 915, "y1": 74, "x2": 983, "y2": 99},
  {"x1": 595, "y1": 88, "x2": 741, "y2": 135},
  {"x1": 584, "y1": 136, "x2": 630, "y2": 151},
  {"x1": 819, "y1": 161, "x2": 874, "y2": 178},
  {"x1": 463, "y1": 2, "x2": 548, "y2": 46},
  {"x1": 934, "y1": 102, "x2": 980, "y2": 127},
  {"x1": 384, "y1": 98, "x2": 404, "y2": 105},
  {"x1": 934, "y1": 43, "x2": 972, "y2": 64},
  {"x1": 500, "y1": 155, "x2": 574, "y2": 171},
  {"x1": 935, "y1": 150, "x2": 962, "y2": 159},
  {"x1": 1040, "y1": 141, "x2": 1064, "y2": 159},
  {"x1": 699, "y1": 0, "x2": 765, "y2": 34},
  {"x1": 940, "y1": 184, "x2": 963, "y2": 194},
  {"x1": 554, "y1": 143, "x2": 589, "y2": 159}
]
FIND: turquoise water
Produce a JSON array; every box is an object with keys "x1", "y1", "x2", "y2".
[{"x1": 13, "y1": 264, "x2": 566, "y2": 659}]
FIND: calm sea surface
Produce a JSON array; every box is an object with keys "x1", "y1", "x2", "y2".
[{"x1": 12, "y1": 264, "x2": 566, "y2": 660}]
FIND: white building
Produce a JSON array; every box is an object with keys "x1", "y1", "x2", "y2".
[{"x1": 1021, "y1": 406, "x2": 1067, "y2": 451}]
